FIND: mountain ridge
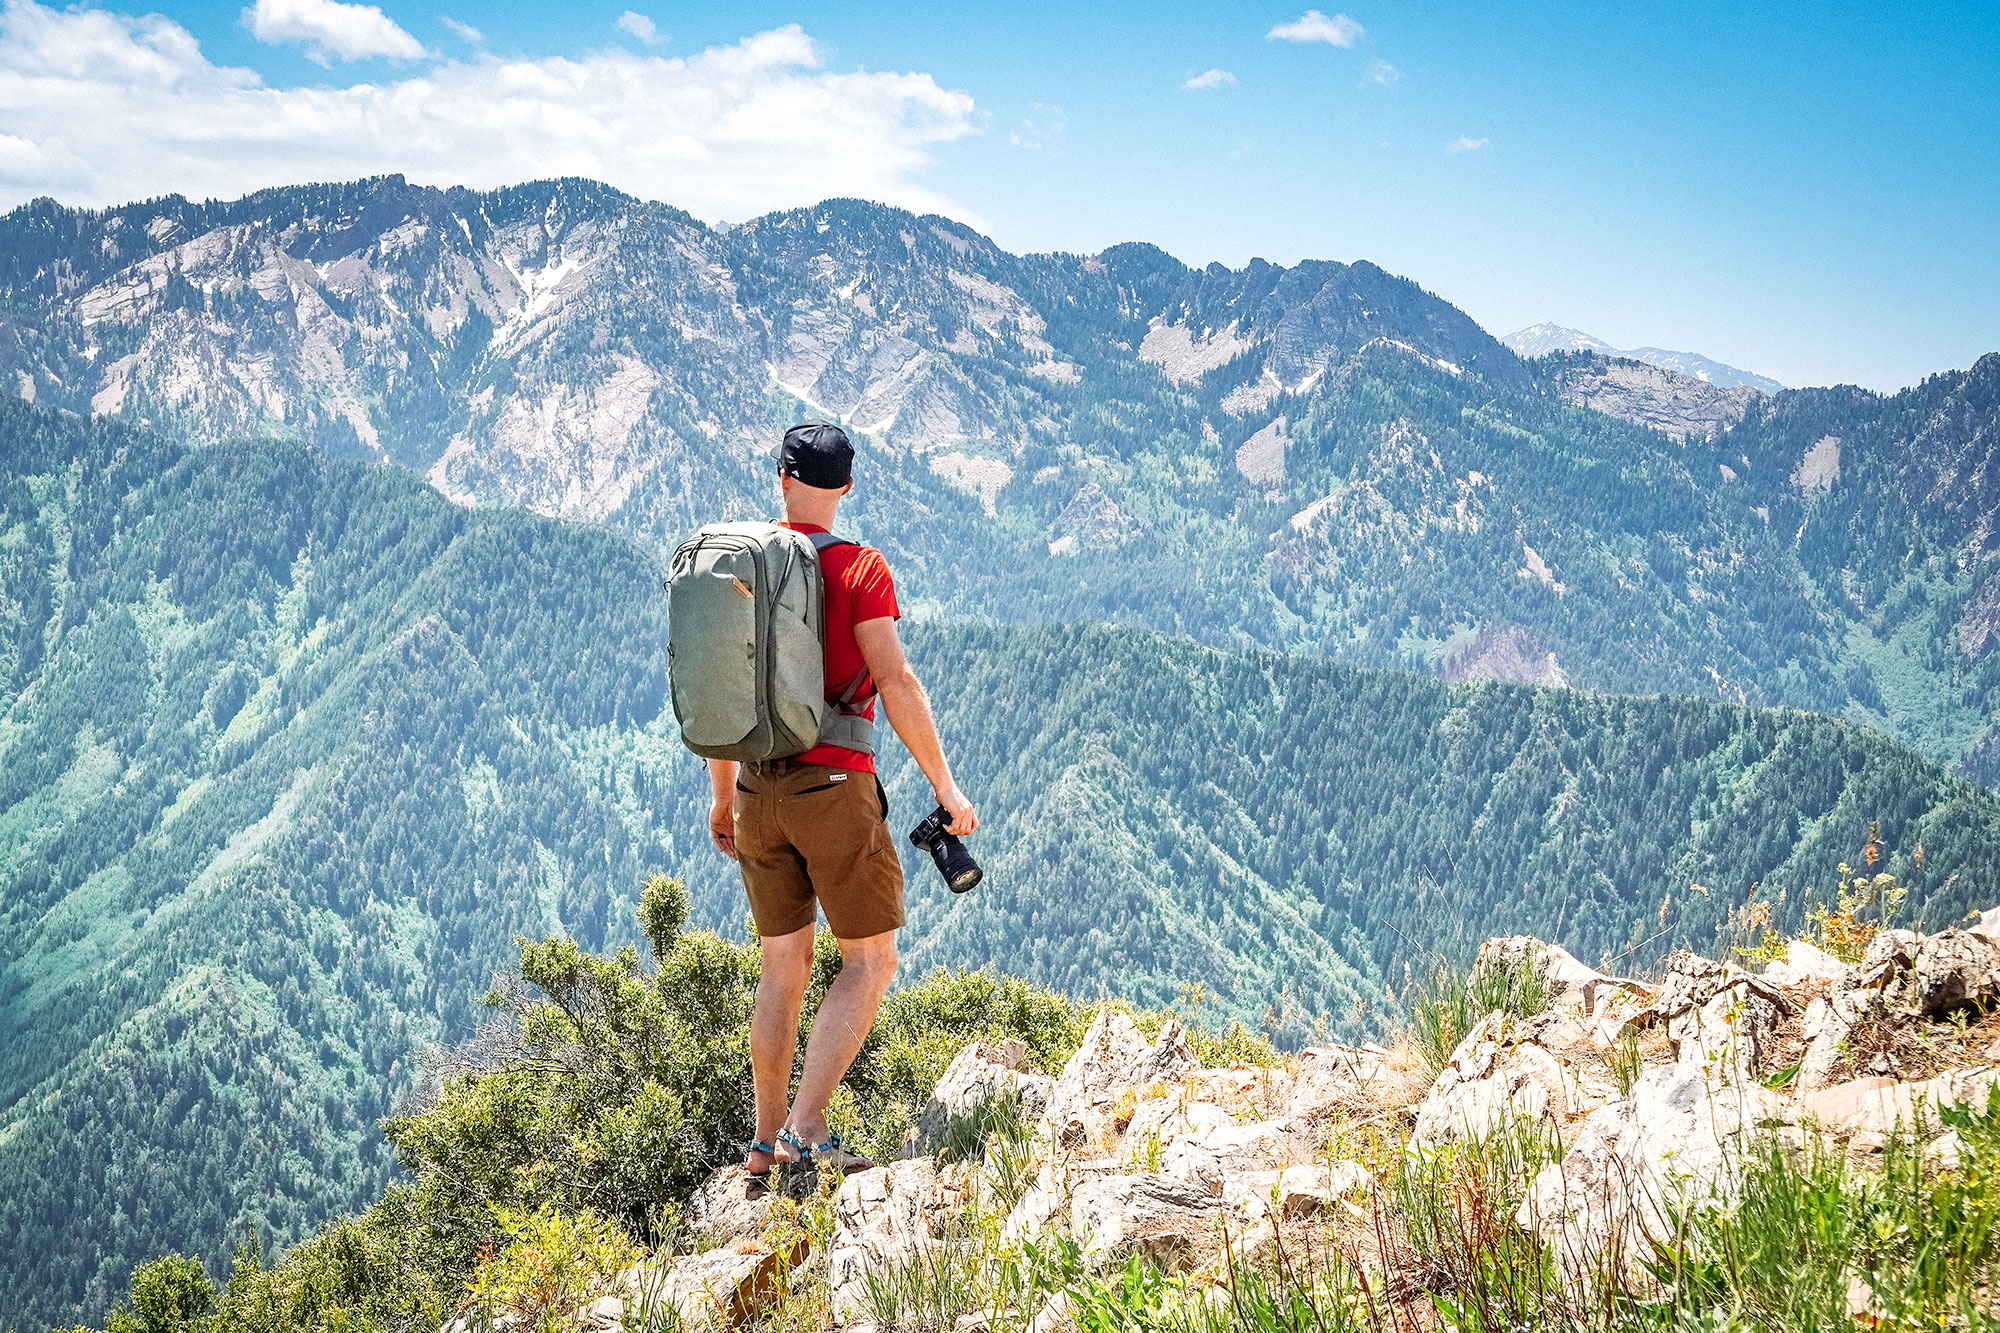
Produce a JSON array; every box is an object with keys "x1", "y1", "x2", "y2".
[
  {"x1": 1503, "y1": 321, "x2": 1788, "y2": 392},
  {"x1": 3, "y1": 174, "x2": 2000, "y2": 786}
]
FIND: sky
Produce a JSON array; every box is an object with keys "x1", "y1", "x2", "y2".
[{"x1": 0, "y1": 0, "x2": 1993, "y2": 391}]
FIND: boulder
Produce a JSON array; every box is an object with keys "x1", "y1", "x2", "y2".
[
  {"x1": 1220, "y1": 1162, "x2": 1372, "y2": 1219},
  {"x1": 624, "y1": 1244, "x2": 796, "y2": 1330},
  {"x1": 1039, "y1": 1011, "x2": 1197, "y2": 1150},
  {"x1": 1648, "y1": 952, "x2": 1789, "y2": 1074},
  {"x1": 1855, "y1": 929, "x2": 1922, "y2": 990},
  {"x1": 686, "y1": 1165, "x2": 780, "y2": 1247},
  {"x1": 1518, "y1": 1063, "x2": 1780, "y2": 1272},
  {"x1": 1160, "y1": 1122, "x2": 1313, "y2": 1189},
  {"x1": 913, "y1": 1038, "x2": 1054, "y2": 1155},
  {"x1": 1760, "y1": 939, "x2": 1847, "y2": 989},
  {"x1": 1411, "y1": 1011, "x2": 1589, "y2": 1147},
  {"x1": 826, "y1": 1157, "x2": 966, "y2": 1321},
  {"x1": 1907, "y1": 930, "x2": 2000, "y2": 1015},
  {"x1": 1069, "y1": 1171, "x2": 1221, "y2": 1269},
  {"x1": 1968, "y1": 905, "x2": 2000, "y2": 947}
]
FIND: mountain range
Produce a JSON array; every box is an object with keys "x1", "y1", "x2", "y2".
[
  {"x1": 1502, "y1": 321, "x2": 1789, "y2": 393},
  {"x1": 1, "y1": 175, "x2": 1995, "y2": 784}
]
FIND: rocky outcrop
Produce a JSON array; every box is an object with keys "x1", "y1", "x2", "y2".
[
  {"x1": 1553, "y1": 355, "x2": 1759, "y2": 441},
  {"x1": 1519, "y1": 1062, "x2": 1780, "y2": 1271},
  {"x1": 640, "y1": 916, "x2": 2000, "y2": 1331},
  {"x1": 912, "y1": 1038, "x2": 1054, "y2": 1155}
]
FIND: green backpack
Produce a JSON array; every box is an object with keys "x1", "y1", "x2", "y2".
[{"x1": 665, "y1": 522, "x2": 874, "y2": 762}]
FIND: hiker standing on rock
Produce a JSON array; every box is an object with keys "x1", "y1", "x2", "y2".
[{"x1": 668, "y1": 422, "x2": 977, "y2": 1179}]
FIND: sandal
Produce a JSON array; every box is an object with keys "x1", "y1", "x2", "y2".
[
  {"x1": 777, "y1": 1126, "x2": 878, "y2": 1174},
  {"x1": 744, "y1": 1139, "x2": 778, "y2": 1182}
]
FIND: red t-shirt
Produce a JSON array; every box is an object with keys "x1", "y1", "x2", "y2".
[{"x1": 784, "y1": 522, "x2": 900, "y2": 773}]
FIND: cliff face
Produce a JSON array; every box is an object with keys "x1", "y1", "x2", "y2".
[{"x1": 0, "y1": 176, "x2": 1520, "y2": 531}]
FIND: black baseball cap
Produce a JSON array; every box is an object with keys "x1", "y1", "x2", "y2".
[{"x1": 774, "y1": 422, "x2": 854, "y2": 489}]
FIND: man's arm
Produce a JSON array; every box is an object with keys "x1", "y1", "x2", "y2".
[
  {"x1": 707, "y1": 758, "x2": 739, "y2": 861},
  {"x1": 854, "y1": 616, "x2": 977, "y2": 835}
]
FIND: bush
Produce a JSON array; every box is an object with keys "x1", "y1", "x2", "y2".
[
  {"x1": 462, "y1": 1204, "x2": 644, "y2": 1332},
  {"x1": 105, "y1": 1256, "x2": 211, "y2": 1333}
]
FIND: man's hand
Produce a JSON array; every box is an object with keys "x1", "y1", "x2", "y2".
[
  {"x1": 709, "y1": 799, "x2": 739, "y2": 861},
  {"x1": 936, "y1": 784, "x2": 977, "y2": 836}
]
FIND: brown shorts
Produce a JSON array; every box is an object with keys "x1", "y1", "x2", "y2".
[{"x1": 733, "y1": 761, "x2": 905, "y2": 939}]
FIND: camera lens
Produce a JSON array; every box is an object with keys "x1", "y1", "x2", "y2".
[{"x1": 929, "y1": 833, "x2": 983, "y2": 893}]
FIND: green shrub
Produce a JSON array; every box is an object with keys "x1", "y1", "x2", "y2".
[
  {"x1": 105, "y1": 1256, "x2": 211, "y2": 1333},
  {"x1": 462, "y1": 1204, "x2": 643, "y2": 1332}
]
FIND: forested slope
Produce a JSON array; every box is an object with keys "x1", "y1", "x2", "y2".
[
  {"x1": 882, "y1": 623, "x2": 2000, "y2": 1041},
  {"x1": 0, "y1": 401, "x2": 687, "y2": 1325},
  {"x1": 6, "y1": 402, "x2": 2000, "y2": 1326}
]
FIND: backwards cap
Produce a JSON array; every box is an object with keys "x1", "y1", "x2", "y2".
[{"x1": 775, "y1": 422, "x2": 854, "y2": 489}]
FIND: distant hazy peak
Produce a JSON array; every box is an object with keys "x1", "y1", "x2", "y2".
[
  {"x1": 1504, "y1": 322, "x2": 1616, "y2": 358},
  {"x1": 1502, "y1": 322, "x2": 1786, "y2": 393}
]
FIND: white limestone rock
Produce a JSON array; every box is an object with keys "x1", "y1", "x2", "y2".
[
  {"x1": 914, "y1": 1038, "x2": 1053, "y2": 1155},
  {"x1": 1411, "y1": 1011, "x2": 1590, "y2": 1147},
  {"x1": 1518, "y1": 1063, "x2": 1780, "y2": 1274}
]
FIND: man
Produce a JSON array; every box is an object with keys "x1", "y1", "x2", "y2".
[{"x1": 707, "y1": 422, "x2": 978, "y2": 1176}]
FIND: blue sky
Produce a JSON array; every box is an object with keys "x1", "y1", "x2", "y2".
[{"x1": 1, "y1": 0, "x2": 1994, "y2": 390}]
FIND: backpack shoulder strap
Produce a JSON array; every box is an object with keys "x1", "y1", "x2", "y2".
[{"x1": 806, "y1": 531, "x2": 858, "y2": 553}]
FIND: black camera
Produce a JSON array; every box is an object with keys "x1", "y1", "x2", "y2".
[{"x1": 909, "y1": 805, "x2": 982, "y2": 893}]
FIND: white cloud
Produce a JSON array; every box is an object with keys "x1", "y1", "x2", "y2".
[
  {"x1": 1362, "y1": 57, "x2": 1399, "y2": 85},
  {"x1": 616, "y1": 11, "x2": 661, "y2": 45},
  {"x1": 1266, "y1": 10, "x2": 1363, "y2": 46},
  {"x1": 1447, "y1": 135, "x2": 1490, "y2": 153},
  {"x1": 243, "y1": 0, "x2": 425, "y2": 63},
  {"x1": 0, "y1": 3, "x2": 979, "y2": 223},
  {"x1": 1009, "y1": 103, "x2": 1064, "y2": 150},
  {"x1": 439, "y1": 16, "x2": 481, "y2": 46},
  {"x1": 1183, "y1": 67, "x2": 1235, "y2": 91}
]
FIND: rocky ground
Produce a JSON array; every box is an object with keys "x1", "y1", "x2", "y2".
[{"x1": 450, "y1": 910, "x2": 2000, "y2": 1331}]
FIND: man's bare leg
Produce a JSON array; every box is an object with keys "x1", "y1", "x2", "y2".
[
  {"x1": 749, "y1": 926, "x2": 815, "y2": 1171},
  {"x1": 785, "y1": 930, "x2": 898, "y2": 1145}
]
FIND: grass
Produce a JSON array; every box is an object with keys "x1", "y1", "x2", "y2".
[{"x1": 1410, "y1": 948, "x2": 1554, "y2": 1078}]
